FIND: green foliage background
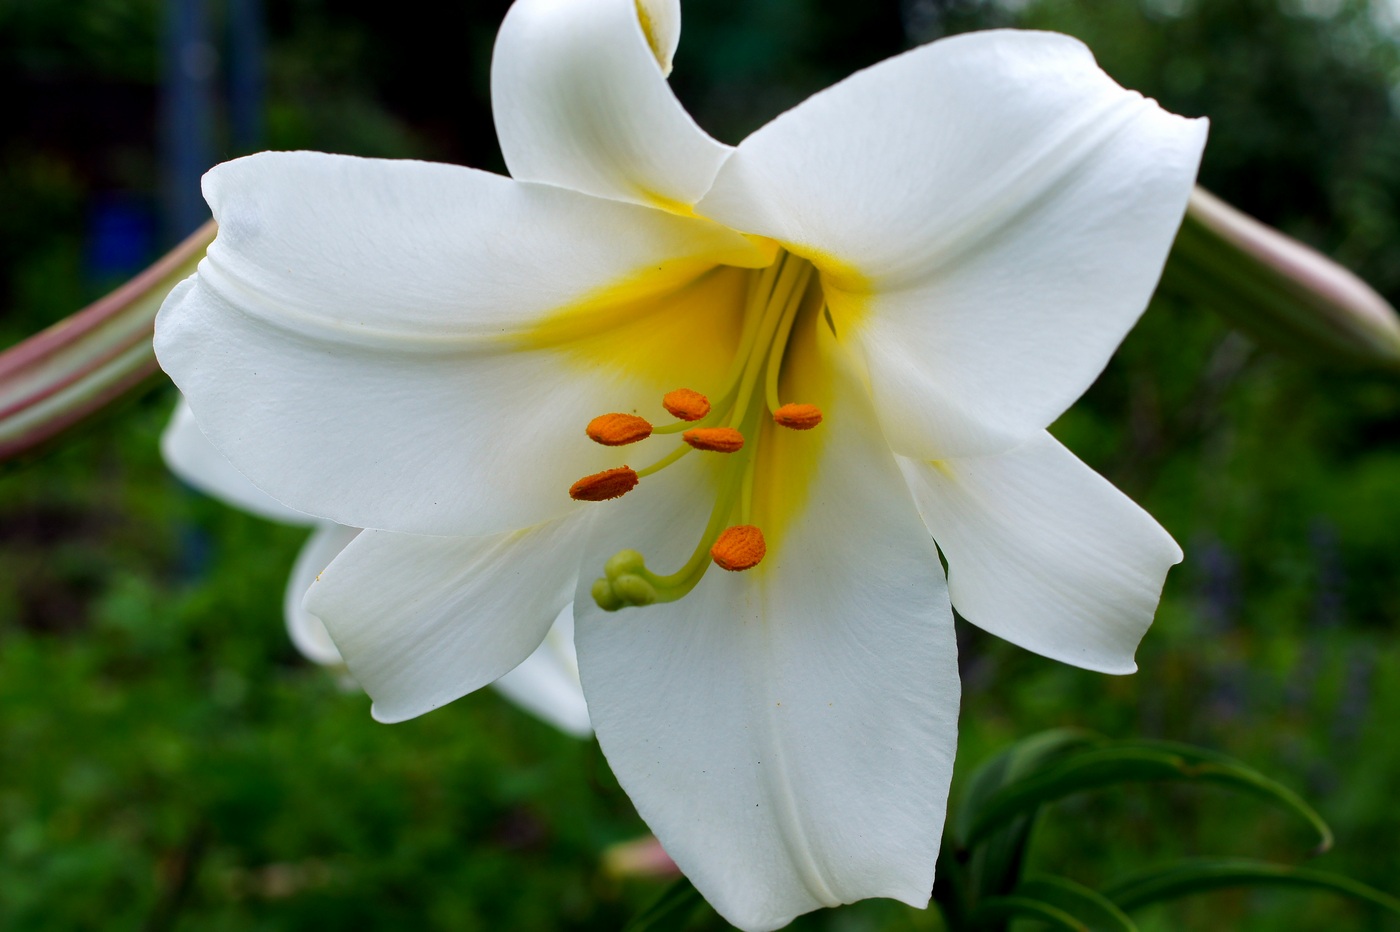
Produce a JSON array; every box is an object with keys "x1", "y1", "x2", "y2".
[{"x1": 2, "y1": 0, "x2": 1400, "y2": 928}]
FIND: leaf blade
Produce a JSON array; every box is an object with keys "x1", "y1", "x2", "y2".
[
  {"x1": 966, "y1": 743, "x2": 1332, "y2": 853},
  {"x1": 1105, "y1": 857, "x2": 1400, "y2": 916}
]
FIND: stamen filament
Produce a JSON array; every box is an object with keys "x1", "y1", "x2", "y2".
[
  {"x1": 740, "y1": 450, "x2": 756, "y2": 525},
  {"x1": 704, "y1": 258, "x2": 786, "y2": 419},
  {"x1": 648, "y1": 459, "x2": 749, "y2": 593},
  {"x1": 738, "y1": 385, "x2": 762, "y2": 526},
  {"x1": 764, "y1": 268, "x2": 815, "y2": 416},
  {"x1": 636, "y1": 442, "x2": 692, "y2": 478},
  {"x1": 657, "y1": 391, "x2": 767, "y2": 586},
  {"x1": 729, "y1": 254, "x2": 808, "y2": 431},
  {"x1": 651, "y1": 257, "x2": 790, "y2": 436}
]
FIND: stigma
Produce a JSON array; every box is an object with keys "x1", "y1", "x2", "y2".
[{"x1": 567, "y1": 250, "x2": 828, "y2": 610}]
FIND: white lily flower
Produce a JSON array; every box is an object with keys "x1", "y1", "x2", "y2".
[
  {"x1": 154, "y1": 0, "x2": 1205, "y2": 927},
  {"x1": 160, "y1": 399, "x2": 593, "y2": 737}
]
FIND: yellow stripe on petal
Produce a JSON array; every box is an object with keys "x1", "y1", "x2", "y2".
[
  {"x1": 520, "y1": 264, "x2": 754, "y2": 399},
  {"x1": 779, "y1": 243, "x2": 873, "y2": 338}
]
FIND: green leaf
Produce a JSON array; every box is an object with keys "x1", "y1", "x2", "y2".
[
  {"x1": 1014, "y1": 877, "x2": 1140, "y2": 931},
  {"x1": 953, "y1": 729, "x2": 1100, "y2": 846},
  {"x1": 965, "y1": 740, "x2": 1332, "y2": 854},
  {"x1": 970, "y1": 895, "x2": 1090, "y2": 930},
  {"x1": 974, "y1": 890, "x2": 1092, "y2": 923},
  {"x1": 625, "y1": 876, "x2": 710, "y2": 931},
  {"x1": 1105, "y1": 857, "x2": 1400, "y2": 916},
  {"x1": 950, "y1": 729, "x2": 1101, "y2": 905}
]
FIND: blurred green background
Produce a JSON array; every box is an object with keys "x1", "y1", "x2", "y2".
[{"x1": 3, "y1": 0, "x2": 1400, "y2": 928}]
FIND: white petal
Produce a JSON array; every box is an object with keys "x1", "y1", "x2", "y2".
[
  {"x1": 575, "y1": 324, "x2": 958, "y2": 931},
  {"x1": 283, "y1": 522, "x2": 361, "y2": 667},
  {"x1": 491, "y1": 604, "x2": 593, "y2": 737},
  {"x1": 492, "y1": 0, "x2": 728, "y2": 208},
  {"x1": 304, "y1": 513, "x2": 592, "y2": 723},
  {"x1": 160, "y1": 399, "x2": 308, "y2": 525},
  {"x1": 899, "y1": 432, "x2": 1182, "y2": 674},
  {"x1": 636, "y1": 0, "x2": 681, "y2": 72},
  {"x1": 155, "y1": 151, "x2": 767, "y2": 537},
  {"x1": 698, "y1": 30, "x2": 1207, "y2": 457}
]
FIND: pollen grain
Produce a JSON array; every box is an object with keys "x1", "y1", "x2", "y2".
[
  {"x1": 773, "y1": 403, "x2": 823, "y2": 430},
  {"x1": 569, "y1": 466, "x2": 640, "y2": 501},
  {"x1": 682, "y1": 427, "x2": 745, "y2": 453},
  {"x1": 587, "y1": 413, "x2": 653, "y2": 446},
  {"x1": 662, "y1": 388, "x2": 710, "y2": 421},
  {"x1": 711, "y1": 525, "x2": 766, "y2": 571}
]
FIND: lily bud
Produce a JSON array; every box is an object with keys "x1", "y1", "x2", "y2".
[
  {"x1": 1165, "y1": 187, "x2": 1400, "y2": 371},
  {"x1": 0, "y1": 220, "x2": 215, "y2": 461}
]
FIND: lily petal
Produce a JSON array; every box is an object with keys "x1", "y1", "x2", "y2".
[
  {"x1": 575, "y1": 323, "x2": 957, "y2": 931},
  {"x1": 492, "y1": 0, "x2": 727, "y2": 210},
  {"x1": 899, "y1": 432, "x2": 1182, "y2": 674},
  {"x1": 492, "y1": 604, "x2": 593, "y2": 737},
  {"x1": 698, "y1": 29, "x2": 1207, "y2": 458},
  {"x1": 284, "y1": 522, "x2": 361, "y2": 667},
  {"x1": 305, "y1": 512, "x2": 592, "y2": 724},
  {"x1": 161, "y1": 399, "x2": 308, "y2": 525},
  {"x1": 156, "y1": 151, "x2": 767, "y2": 537},
  {"x1": 285, "y1": 528, "x2": 593, "y2": 736}
]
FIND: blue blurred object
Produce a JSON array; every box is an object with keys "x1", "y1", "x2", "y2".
[
  {"x1": 85, "y1": 194, "x2": 157, "y2": 282},
  {"x1": 228, "y1": 0, "x2": 266, "y2": 153},
  {"x1": 160, "y1": 0, "x2": 216, "y2": 244}
]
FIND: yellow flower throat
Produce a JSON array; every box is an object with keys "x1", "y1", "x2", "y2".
[{"x1": 569, "y1": 250, "x2": 823, "y2": 611}]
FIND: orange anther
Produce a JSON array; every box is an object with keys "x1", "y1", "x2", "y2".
[
  {"x1": 711, "y1": 525, "x2": 766, "y2": 571},
  {"x1": 663, "y1": 388, "x2": 710, "y2": 422},
  {"x1": 587, "y1": 413, "x2": 653, "y2": 446},
  {"x1": 773, "y1": 403, "x2": 823, "y2": 430},
  {"x1": 682, "y1": 426, "x2": 745, "y2": 453},
  {"x1": 569, "y1": 466, "x2": 640, "y2": 501}
]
